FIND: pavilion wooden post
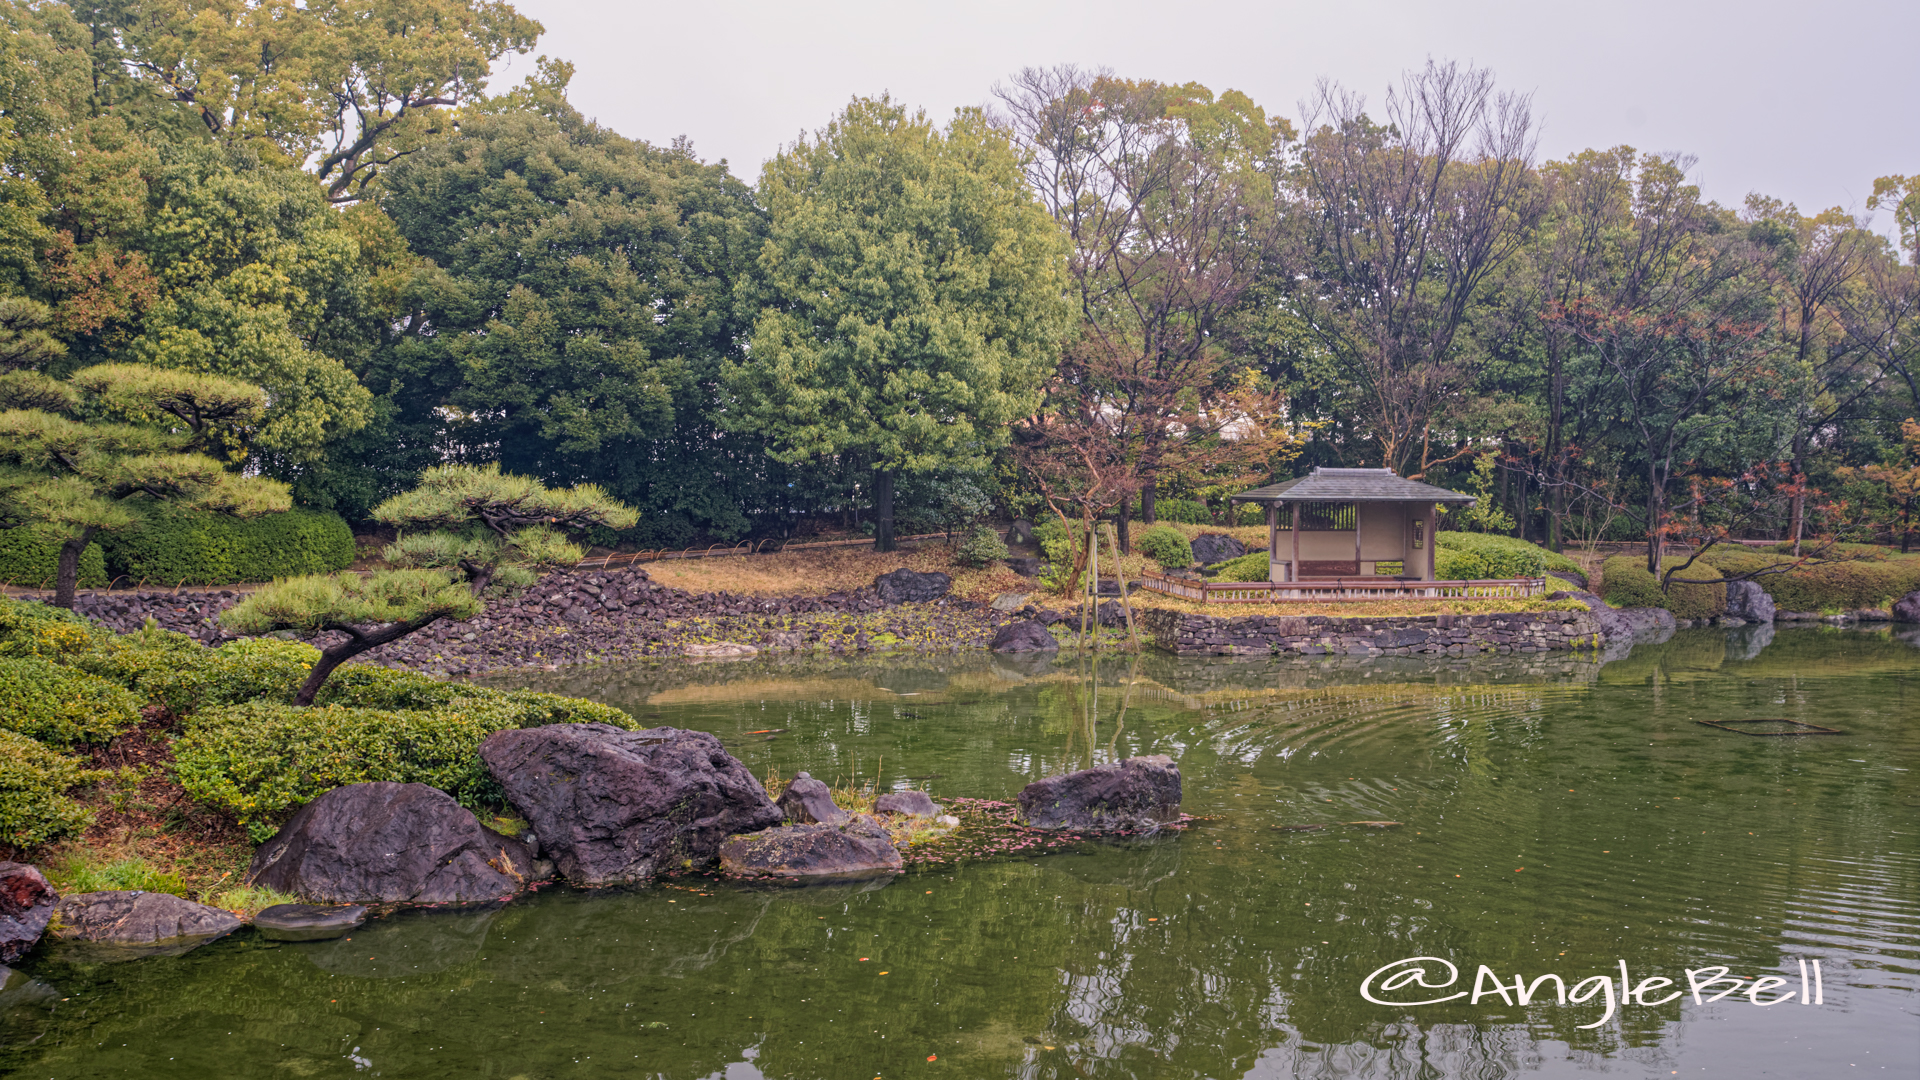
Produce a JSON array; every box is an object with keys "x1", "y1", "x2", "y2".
[{"x1": 1290, "y1": 505, "x2": 1301, "y2": 584}]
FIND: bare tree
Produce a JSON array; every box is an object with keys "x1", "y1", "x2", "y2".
[
  {"x1": 996, "y1": 67, "x2": 1290, "y2": 547},
  {"x1": 1288, "y1": 60, "x2": 1540, "y2": 476}
]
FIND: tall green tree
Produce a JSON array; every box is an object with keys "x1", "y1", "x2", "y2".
[
  {"x1": 724, "y1": 96, "x2": 1069, "y2": 551},
  {"x1": 369, "y1": 97, "x2": 767, "y2": 537}
]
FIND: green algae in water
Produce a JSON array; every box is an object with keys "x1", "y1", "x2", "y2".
[{"x1": 4, "y1": 626, "x2": 1918, "y2": 1078}]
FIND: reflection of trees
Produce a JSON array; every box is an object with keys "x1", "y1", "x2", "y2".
[{"x1": 10, "y1": 632, "x2": 1914, "y2": 1078}]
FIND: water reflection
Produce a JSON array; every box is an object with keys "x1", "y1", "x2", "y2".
[{"x1": 2, "y1": 626, "x2": 1915, "y2": 1079}]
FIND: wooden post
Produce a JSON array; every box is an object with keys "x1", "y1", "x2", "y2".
[
  {"x1": 1354, "y1": 502, "x2": 1362, "y2": 578},
  {"x1": 1104, "y1": 524, "x2": 1142, "y2": 652},
  {"x1": 1290, "y1": 503, "x2": 1301, "y2": 583}
]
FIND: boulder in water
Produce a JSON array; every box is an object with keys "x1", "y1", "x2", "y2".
[
  {"x1": 1018, "y1": 755, "x2": 1183, "y2": 833},
  {"x1": 1725, "y1": 580, "x2": 1777, "y2": 623},
  {"x1": 718, "y1": 815, "x2": 904, "y2": 883},
  {"x1": 48, "y1": 891, "x2": 242, "y2": 958},
  {"x1": 1892, "y1": 590, "x2": 1920, "y2": 624},
  {"x1": 991, "y1": 619, "x2": 1058, "y2": 654},
  {"x1": 776, "y1": 773, "x2": 849, "y2": 826},
  {"x1": 873, "y1": 790, "x2": 939, "y2": 817},
  {"x1": 480, "y1": 724, "x2": 782, "y2": 885},
  {"x1": 252, "y1": 903, "x2": 366, "y2": 942},
  {"x1": 0, "y1": 862, "x2": 56, "y2": 964},
  {"x1": 249, "y1": 782, "x2": 539, "y2": 904}
]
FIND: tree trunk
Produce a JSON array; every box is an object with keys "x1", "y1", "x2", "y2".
[
  {"x1": 292, "y1": 614, "x2": 449, "y2": 706},
  {"x1": 1116, "y1": 500, "x2": 1132, "y2": 554},
  {"x1": 1645, "y1": 478, "x2": 1666, "y2": 574},
  {"x1": 52, "y1": 528, "x2": 98, "y2": 609},
  {"x1": 1141, "y1": 481, "x2": 1157, "y2": 525},
  {"x1": 872, "y1": 468, "x2": 897, "y2": 553},
  {"x1": 1788, "y1": 452, "x2": 1806, "y2": 556}
]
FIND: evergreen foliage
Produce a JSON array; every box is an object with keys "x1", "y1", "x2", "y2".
[{"x1": 1135, "y1": 526, "x2": 1195, "y2": 569}]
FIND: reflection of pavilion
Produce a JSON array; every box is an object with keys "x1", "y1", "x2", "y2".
[{"x1": 1140, "y1": 467, "x2": 1548, "y2": 602}]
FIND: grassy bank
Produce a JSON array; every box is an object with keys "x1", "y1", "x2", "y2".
[{"x1": 0, "y1": 597, "x2": 637, "y2": 916}]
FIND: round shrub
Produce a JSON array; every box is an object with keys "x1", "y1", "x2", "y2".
[
  {"x1": 954, "y1": 525, "x2": 1010, "y2": 569},
  {"x1": 0, "y1": 529, "x2": 108, "y2": 589},
  {"x1": 1135, "y1": 525, "x2": 1194, "y2": 569},
  {"x1": 1434, "y1": 532, "x2": 1548, "y2": 579},
  {"x1": 97, "y1": 507, "x2": 355, "y2": 586},
  {"x1": 0, "y1": 657, "x2": 142, "y2": 746},
  {"x1": 171, "y1": 688, "x2": 638, "y2": 838},
  {"x1": 1211, "y1": 551, "x2": 1271, "y2": 582},
  {"x1": 310, "y1": 665, "x2": 469, "y2": 711},
  {"x1": 1600, "y1": 556, "x2": 1726, "y2": 619},
  {"x1": 0, "y1": 597, "x2": 110, "y2": 660},
  {"x1": 0, "y1": 729, "x2": 102, "y2": 847}
]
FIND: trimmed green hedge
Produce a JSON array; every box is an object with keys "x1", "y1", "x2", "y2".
[
  {"x1": 0, "y1": 729, "x2": 101, "y2": 848},
  {"x1": 1148, "y1": 498, "x2": 1212, "y2": 525},
  {"x1": 0, "y1": 599, "x2": 110, "y2": 661},
  {"x1": 1434, "y1": 532, "x2": 1582, "y2": 580},
  {"x1": 139, "y1": 637, "x2": 322, "y2": 715},
  {"x1": 1135, "y1": 525, "x2": 1194, "y2": 569},
  {"x1": 172, "y1": 689, "x2": 637, "y2": 839},
  {"x1": 1702, "y1": 549, "x2": 1920, "y2": 612},
  {"x1": 0, "y1": 657, "x2": 142, "y2": 746},
  {"x1": 1600, "y1": 556, "x2": 1727, "y2": 619},
  {"x1": 98, "y1": 507, "x2": 355, "y2": 586},
  {"x1": 0, "y1": 529, "x2": 108, "y2": 589},
  {"x1": 1212, "y1": 551, "x2": 1271, "y2": 582}
]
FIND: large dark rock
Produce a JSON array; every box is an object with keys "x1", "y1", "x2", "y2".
[
  {"x1": 1003, "y1": 556, "x2": 1041, "y2": 577},
  {"x1": 252, "y1": 903, "x2": 366, "y2": 942},
  {"x1": 1620, "y1": 606, "x2": 1677, "y2": 639},
  {"x1": 1005, "y1": 519, "x2": 1037, "y2": 546},
  {"x1": 872, "y1": 568, "x2": 952, "y2": 604},
  {"x1": 718, "y1": 814, "x2": 904, "y2": 883},
  {"x1": 1550, "y1": 590, "x2": 1634, "y2": 643},
  {"x1": 0, "y1": 862, "x2": 56, "y2": 963},
  {"x1": 249, "y1": 782, "x2": 539, "y2": 904},
  {"x1": 1893, "y1": 590, "x2": 1920, "y2": 624},
  {"x1": 1190, "y1": 533, "x2": 1247, "y2": 567},
  {"x1": 873, "y1": 790, "x2": 939, "y2": 817},
  {"x1": 776, "y1": 773, "x2": 849, "y2": 826},
  {"x1": 1018, "y1": 755, "x2": 1183, "y2": 833},
  {"x1": 479, "y1": 724, "x2": 783, "y2": 885},
  {"x1": 48, "y1": 891, "x2": 242, "y2": 958},
  {"x1": 1725, "y1": 580, "x2": 1777, "y2": 623},
  {"x1": 1097, "y1": 599, "x2": 1130, "y2": 627},
  {"x1": 991, "y1": 619, "x2": 1059, "y2": 654}
]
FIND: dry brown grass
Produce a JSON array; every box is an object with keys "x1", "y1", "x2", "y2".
[{"x1": 641, "y1": 540, "x2": 1034, "y2": 604}]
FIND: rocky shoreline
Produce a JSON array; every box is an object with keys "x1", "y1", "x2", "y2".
[{"x1": 55, "y1": 565, "x2": 1009, "y2": 676}]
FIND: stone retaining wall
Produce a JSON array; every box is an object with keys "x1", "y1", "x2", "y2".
[{"x1": 1139, "y1": 608, "x2": 1602, "y2": 657}]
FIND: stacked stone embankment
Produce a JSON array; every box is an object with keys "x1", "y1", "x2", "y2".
[
  {"x1": 1140, "y1": 608, "x2": 1601, "y2": 657},
  {"x1": 48, "y1": 565, "x2": 1000, "y2": 674}
]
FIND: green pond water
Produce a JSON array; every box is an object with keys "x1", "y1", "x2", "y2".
[{"x1": 3, "y1": 625, "x2": 1917, "y2": 1079}]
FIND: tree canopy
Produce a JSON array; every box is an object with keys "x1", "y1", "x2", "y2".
[{"x1": 722, "y1": 96, "x2": 1070, "y2": 550}]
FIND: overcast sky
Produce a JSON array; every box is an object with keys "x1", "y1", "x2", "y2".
[{"x1": 508, "y1": 0, "x2": 1916, "y2": 225}]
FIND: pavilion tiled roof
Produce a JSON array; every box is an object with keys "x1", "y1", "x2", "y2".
[{"x1": 1231, "y1": 467, "x2": 1476, "y2": 505}]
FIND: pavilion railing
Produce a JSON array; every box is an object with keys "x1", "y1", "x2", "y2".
[{"x1": 1136, "y1": 571, "x2": 1550, "y2": 604}]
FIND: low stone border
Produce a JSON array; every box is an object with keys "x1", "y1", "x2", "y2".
[{"x1": 1138, "y1": 608, "x2": 1601, "y2": 657}]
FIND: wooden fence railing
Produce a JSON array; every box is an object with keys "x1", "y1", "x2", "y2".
[{"x1": 1137, "y1": 571, "x2": 1550, "y2": 604}]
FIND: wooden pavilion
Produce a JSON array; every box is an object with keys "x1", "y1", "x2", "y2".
[
  {"x1": 1138, "y1": 467, "x2": 1548, "y2": 603},
  {"x1": 1232, "y1": 467, "x2": 1474, "y2": 582}
]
